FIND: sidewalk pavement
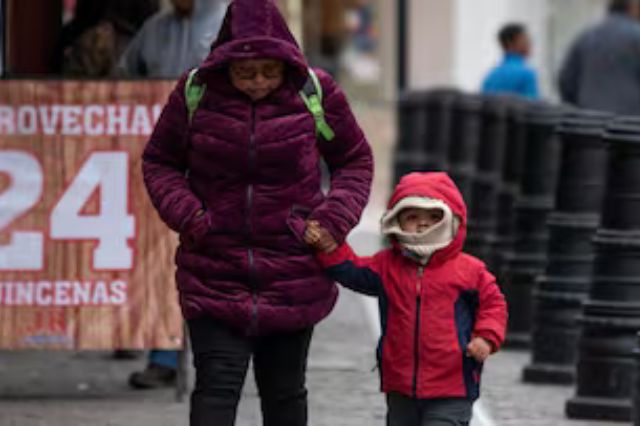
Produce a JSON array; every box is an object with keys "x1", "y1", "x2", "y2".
[
  {"x1": 0, "y1": 231, "x2": 629, "y2": 426},
  {"x1": 0, "y1": 285, "x2": 385, "y2": 426},
  {"x1": 1, "y1": 103, "x2": 629, "y2": 426},
  {"x1": 481, "y1": 349, "x2": 626, "y2": 426}
]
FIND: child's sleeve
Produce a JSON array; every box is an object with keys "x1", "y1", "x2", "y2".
[
  {"x1": 474, "y1": 268, "x2": 508, "y2": 352},
  {"x1": 317, "y1": 244, "x2": 383, "y2": 297},
  {"x1": 141, "y1": 73, "x2": 204, "y2": 233},
  {"x1": 309, "y1": 69, "x2": 374, "y2": 245}
]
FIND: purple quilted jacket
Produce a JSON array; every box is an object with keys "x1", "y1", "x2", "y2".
[{"x1": 142, "y1": 0, "x2": 373, "y2": 335}]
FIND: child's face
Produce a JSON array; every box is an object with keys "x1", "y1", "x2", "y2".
[
  {"x1": 229, "y1": 59, "x2": 285, "y2": 101},
  {"x1": 398, "y1": 208, "x2": 444, "y2": 234}
]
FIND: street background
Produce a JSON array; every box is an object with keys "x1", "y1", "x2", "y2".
[
  {"x1": 1, "y1": 0, "x2": 636, "y2": 425},
  {"x1": 0, "y1": 104, "x2": 625, "y2": 425}
]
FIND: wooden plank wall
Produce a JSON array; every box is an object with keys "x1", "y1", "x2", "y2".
[{"x1": 0, "y1": 80, "x2": 183, "y2": 350}]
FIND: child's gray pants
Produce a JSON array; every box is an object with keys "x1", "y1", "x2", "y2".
[{"x1": 386, "y1": 393, "x2": 473, "y2": 426}]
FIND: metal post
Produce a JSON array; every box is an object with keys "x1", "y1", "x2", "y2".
[
  {"x1": 397, "y1": 0, "x2": 407, "y2": 92},
  {"x1": 393, "y1": 89, "x2": 458, "y2": 185},
  {"x1": 633, "y1": 331, "x2": 640, "y2": 426},
  {"x1": 466, "y1": 96, "x2": 509, "y2": 262},
  {"x1": 0, "y1": 0, "x2": 5, "y2": 78},
  {"x1": 566, "y1": 117, "x2": 640, "y2": 422},
  {"x1": 523, "y1": 110, "x2": 611, "y2": 384},
  {"x1": 502, "y1": 102, "x2": 563, "y2": 349},
  {"x1": 446, "y1": 94, "x2": 482, "y2": 202},
  {"x1": 489, "y1": 98, "x2": 528, "y2": 284}
]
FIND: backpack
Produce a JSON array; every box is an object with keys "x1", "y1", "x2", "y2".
[{"x1": 184, "y1": 67, "x2": 335, "y2": 142}]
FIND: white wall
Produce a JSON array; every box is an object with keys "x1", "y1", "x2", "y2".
[
  {"x1": 404, "y1": 0, "x2": 608, "y2": 98},
  {"x1": 408, "y1": 0, "x2": 456, "y2": 89},
  {"x1": 453, "y1": 0, "x2": 550, "y2": 94},
  {"x1": 377, "y1": 0, "x2": 397, "y2": 100}
]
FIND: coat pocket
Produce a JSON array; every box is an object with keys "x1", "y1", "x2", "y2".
[
  {"x1": 286, "y1": 204, "x2": 313, "y2": 247},
  {"x1": 180, "y1": 210, "x2": 212, "y2": 250}
]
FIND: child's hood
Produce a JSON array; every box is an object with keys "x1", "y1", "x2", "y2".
[
  {"x1": 385, "y1": 172, "x2": 468, "y2": 264},
  {"x1": 200, "y1": 0, "x2": 309, "y2": 87}
]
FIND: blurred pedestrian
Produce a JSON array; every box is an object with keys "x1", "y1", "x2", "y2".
[
  {"x1": 142, "y1": 0, "x2": 373, "y2": 423},
  {"x1": 118, "y1": 0, "x2": 227, "y2": 78},
  {"x1": 120, "y1": 0, "x2": 228, "y2": 390},
  {"x1": 482, "y1": 23, "x2": 539, "y2": 99},
  {"x1": 55, "y1": 0, "x2": 158, "y2": 77},
  {"x1": 306, "y1": 172, "x2": 508, "y2": 426},
  {"x1": 559, "y1": 0, "x2": 640, "y2": 114}
]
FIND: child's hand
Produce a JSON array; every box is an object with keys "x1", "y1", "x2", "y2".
[
  {"x1": 303, "y1": 220, "x2": 338, "y2": 253},
  {"x1": 466, "y1": 337, "x2": 493, "y2": 362}
]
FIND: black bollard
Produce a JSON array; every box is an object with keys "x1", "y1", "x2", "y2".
[
  {"x1": 634, "y1": 332, "x2": 640, "y2": 426},
  {"x1": 566, "y1": 117, "x2": 640, "y2": 422},
  {"x1": 523, "y1": 110, "x2": 611, "y2": 384},
  {"x1": 466, "y1": 95, "x2": 509, "y2": 262},
  {"x1": 393, "y1": 89, "x2": 458, "y2": 185},
  {"x1": 393, "y1": 91, "x2": 427, "y2": 184},
  {"x1": 424, "y1": 89, "x2": 459, "y2": 172},
  {"x1": 447, "y1": 93, "x2": 482, "y2": 201},
  {"x1": 501, "y1": 102, "x2": 563, "y2": 349},
  {"x1": 488, "y1": 98, "x2": 528, "y2": 278}
]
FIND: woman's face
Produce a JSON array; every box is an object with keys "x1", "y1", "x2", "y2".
[{"x1": 229, "y1": 59, "x2": 285, "y2": 101}]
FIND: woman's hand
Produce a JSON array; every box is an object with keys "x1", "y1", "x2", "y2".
[
  {"x1": 304, "y1": 220, "x2": 338, "y2": 253},
  {"x1": 182, "y1": 208, "x2": 210, "y2": 248}
]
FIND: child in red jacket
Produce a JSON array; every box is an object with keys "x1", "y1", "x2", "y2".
[{"x1": 305, "y1": 172, "x2": 507, "y2": 426}]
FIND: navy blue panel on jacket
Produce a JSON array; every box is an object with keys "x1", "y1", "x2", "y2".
[{"x1": 454, "y1": 290, "x2": 482, "y2": 400}]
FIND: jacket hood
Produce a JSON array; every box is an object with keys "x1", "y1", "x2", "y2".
[
  {"x1": 386, "y1": 172, "x2": 467, "y2": 265},
  {"x1": 201, "y1": 0, "x2": 308, "y2": 87}
]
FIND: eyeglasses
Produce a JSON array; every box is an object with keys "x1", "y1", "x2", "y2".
[{"x1": 229, "y1": 63, "x2": 285, "y2": 81}]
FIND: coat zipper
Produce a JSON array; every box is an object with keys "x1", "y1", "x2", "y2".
[
  {"x1": 247, "y1": 104, "x2": 258, "y2": 333},
  {"x1": 412, "y1": 265, "x2": 425, "y2": 397}
]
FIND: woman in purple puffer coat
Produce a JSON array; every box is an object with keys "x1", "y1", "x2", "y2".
[{"x1": 141, "y1": 0, "x2": 373, "y2": 424}]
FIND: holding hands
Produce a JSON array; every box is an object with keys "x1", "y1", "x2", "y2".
[{"x1": 303, "y1": 220, "x2": 338, "y2": 253}]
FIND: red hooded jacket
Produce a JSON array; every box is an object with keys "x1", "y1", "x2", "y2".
[{"x1": 318, "y1": 172, "x2": 507, "y2": 400}]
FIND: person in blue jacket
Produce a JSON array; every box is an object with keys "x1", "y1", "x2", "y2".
[{"x1": 482, "y1": 23, "x2": 539, "y2": 99}]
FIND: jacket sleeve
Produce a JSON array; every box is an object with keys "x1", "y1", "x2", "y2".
[
  {"x1": 316, "y1": 243, "x2": 383, "y2": 297},
  {"x1": 558, "y1": 39, "x2": 582, "y2": 105},
  {"x1": 309, "y1": 69, "x2": 374, "y2": 244},
  {"x1": 141, "y1": 73, "x2": 204, "y2": 233},
  {"x1": 474, "y1": 268, "x2": 508, "y2": 352}
]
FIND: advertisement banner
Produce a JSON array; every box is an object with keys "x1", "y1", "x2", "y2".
[{"x1": 0, "y1": 80, "x2": 183, "y2": 350}]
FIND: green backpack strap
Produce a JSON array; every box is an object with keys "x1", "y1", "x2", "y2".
[
  {"x1": 299, "y1": 68, "x2": 335, "y2": 142},
  {"x1": 185, "y1": 68, "x2": 206, "y2": 124},
  {"x1": 185, "y1": 67, "x2": 335, "y2": 142}
]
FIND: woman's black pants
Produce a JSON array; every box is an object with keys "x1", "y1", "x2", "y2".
[{"x1": 188, "y1": 316, "x2": 313, "y2": 426}]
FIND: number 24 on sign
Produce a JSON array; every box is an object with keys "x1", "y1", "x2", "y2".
[{"x1": 0, "y1": 150, "x2": 134, "y2": 271}]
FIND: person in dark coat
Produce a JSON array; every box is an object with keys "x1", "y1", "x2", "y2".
[
  {"x1": 118, "y1": 0, "x2": 227, "y2": 78},
  {"x1": 141, "y1": 0, "x2": 373, "y2": 424},
  {"x1": 55, "y1": 0, "x2": 159, "y2": 76},
  {"x1": 559, "y1": 0, "x2": 640, "y2": 114}
]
